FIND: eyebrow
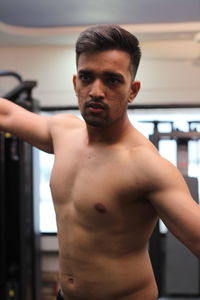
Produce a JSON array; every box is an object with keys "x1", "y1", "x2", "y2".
[
  {"x1": 78, "y1": 70, "x2": 92, "y2": 74},
  {"x1": 78, "y1": 69, "x2": 124, "y2": 79},
  {"x1": 103, "y1": 72, "x2": 124, "y2": 79}
]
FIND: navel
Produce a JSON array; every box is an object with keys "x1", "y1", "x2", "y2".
[
  {"x1": 68, "y1": 274, "x2": 75, "y2": 284},
  {"x1": 68, "y1": 277, "x2": 75, "y2": 284},
  {"x1": 94, "y1": 203, "x2": 107, "y2": 214}
]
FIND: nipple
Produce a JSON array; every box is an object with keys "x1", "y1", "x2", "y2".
[{"x1": 94, "y1": 203, "x2": 107, "y2": 214}]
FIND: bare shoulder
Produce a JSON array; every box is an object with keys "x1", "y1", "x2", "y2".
[
  {"x1": 127, "y1": 128, "x2": 179, "y2": 183},
  {"x1": 131, "y1": 144, "x2": 187, "y2": 192},
  {"x1": 48, "y1": 113, "x2": 84, "y2": 134},
  {"x1": 49, "y1": 113, "x2": 83, "y2": 128}
]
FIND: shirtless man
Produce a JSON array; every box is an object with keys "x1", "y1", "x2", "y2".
[{"x1": 0, "y1": 25, "x2": 200, "y2": 300}]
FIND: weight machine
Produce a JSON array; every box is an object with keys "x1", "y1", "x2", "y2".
[{"x1": 0, "y1": 71, "x2": 41, "y2": 300}]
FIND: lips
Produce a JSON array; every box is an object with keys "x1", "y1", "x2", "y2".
[
  {"x1": 87, "y1": 101, "x2": 105, "y2": 109},
  {"x1": 86, "y1": 101, "x2": 106, "y2": 113}
]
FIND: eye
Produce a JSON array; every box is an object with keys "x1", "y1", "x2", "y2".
[
  {"x1": 78, "y1": 73, "x2": 93, "y2": 84},
  {"x1": 109, "y1": 77, "x2": 120, "y2": 84},
  {"x1": 105, "y1": 76, "x2": 122, "y2": 86}
]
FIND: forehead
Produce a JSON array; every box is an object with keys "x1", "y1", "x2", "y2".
[{"x1": 77, "y1": 50, "x2": 131, "y2": 74}]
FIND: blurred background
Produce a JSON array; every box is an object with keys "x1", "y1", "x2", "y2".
[{"x1": 0, "y1": 1, "x2": 200, "y2": 299}]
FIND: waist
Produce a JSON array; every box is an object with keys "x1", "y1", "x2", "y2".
[
  {"x1": 59, "y1": 251, "x2": 157, "y2": 300},
  {"x1": 59, "y1": 280, "x2": 158, "y2": 300}
]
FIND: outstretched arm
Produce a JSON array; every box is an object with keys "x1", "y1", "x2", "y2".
[
  {"x1": 0, "y1": 97, "x2": 53, "y2": 153},
  {"x1": 145, "y1": 150, "x2": 200, "y2": 258}
]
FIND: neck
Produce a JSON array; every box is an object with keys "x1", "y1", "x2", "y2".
[{"x1": 85, "y1": 114, "x2": 133, "y2": 145}]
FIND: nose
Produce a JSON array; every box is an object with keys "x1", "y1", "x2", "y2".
[{"x1": 89, "y1": 79, "x2": 105, "y2": 99}]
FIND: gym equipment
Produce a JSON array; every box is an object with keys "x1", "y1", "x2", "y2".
[{"x1": 0, "y1": 71, "x2": 41, "y2": 300}]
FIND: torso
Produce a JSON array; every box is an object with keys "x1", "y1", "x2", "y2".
[{"x1": 50, "y1": 116, "x2": 159, "y2": 300}]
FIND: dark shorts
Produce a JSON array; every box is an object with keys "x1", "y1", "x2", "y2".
[{"x1": 56, "y1": 290, "x2": 64, "y2": 300}]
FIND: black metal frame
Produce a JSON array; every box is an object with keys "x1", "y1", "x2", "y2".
[{"x1": 0, "y1": 71, "x2": 40, "y2": 300}]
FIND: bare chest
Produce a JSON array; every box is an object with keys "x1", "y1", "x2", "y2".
[{"x1": 50, "y1": 144, "x2": 149, "y2": 222}]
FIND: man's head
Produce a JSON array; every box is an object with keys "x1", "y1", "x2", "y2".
[
  {"x1": 75, "y1": 24, "x2": 141, "y2": 79},
  {"x1": 73, "y1": 25, "x2": 141, "y2": 128}
]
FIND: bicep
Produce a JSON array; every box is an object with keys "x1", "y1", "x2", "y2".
[{"x1": 148, "y1": 161, "x2": 200, "y2": 255}]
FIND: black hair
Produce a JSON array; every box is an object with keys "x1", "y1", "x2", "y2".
[{"x1": 75, "y1": 24, "x2": 141, "y2": 78}]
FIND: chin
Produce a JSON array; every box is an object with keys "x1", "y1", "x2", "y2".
[{"x1": 85, "y1": 119, "x2": 105, "y2": 127}]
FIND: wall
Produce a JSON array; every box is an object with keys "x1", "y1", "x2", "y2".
[
  {"x1": 0, "y1": 45, "x2": 77, "y2": 107},
  {"x1": 1, "y1": 42, "x2": 200, "y2": 107}
]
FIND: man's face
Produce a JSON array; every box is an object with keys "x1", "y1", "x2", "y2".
[{"x1": 73, "y1": 50, "x2": 140, "y2": 127}]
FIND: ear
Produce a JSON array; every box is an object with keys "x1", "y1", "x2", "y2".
[
  {"x1": 128, "y1": 80, "x2": 141, "y2": 104},
  {"x1": 73, "y1": 75, "x2": 77, "y2": 91}
]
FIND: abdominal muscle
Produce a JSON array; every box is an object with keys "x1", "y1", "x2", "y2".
[{"x1": 56, "y1": 215, "x2": 158, "y2": 300}]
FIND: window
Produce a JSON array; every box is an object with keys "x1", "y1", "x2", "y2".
[{"x1": 37, "y1": 108, "x2": 200, "y2": 233}]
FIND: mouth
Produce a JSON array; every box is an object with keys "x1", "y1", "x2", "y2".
[{"x1": 86, "y1": 101, "x2": 105, "y2": 113}]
